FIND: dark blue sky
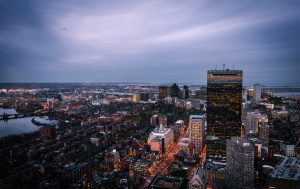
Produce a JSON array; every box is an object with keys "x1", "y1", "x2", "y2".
[{"x1": 0, "y1": 0, "x2": 300, "y2": 85}]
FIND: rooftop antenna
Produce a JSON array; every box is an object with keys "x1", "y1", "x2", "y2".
[{"x1": 223, "y1": 63, "x2": 225, "y2": 70}]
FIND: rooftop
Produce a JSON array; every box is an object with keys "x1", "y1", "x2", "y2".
[
  {"x1": 203, "y1": 160, "x2": 226, "y2": 172},
  {"x1": 147, "y1": 175, "x2": 187, "y2": 189},
  {"x1": 207, "y1": 69, "x2": 243, "y2": 75},
  {"x1": 270, "y1": 157, "x2": 300, "y2": 181},
  {"x1": 189, "y1": 115, "x2": 204, "y2": 120}
]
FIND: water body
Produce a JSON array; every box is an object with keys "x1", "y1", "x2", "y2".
[
  {"x1": 0, "y1": 108, "x2": 58, "y2": 138},
  {"x1": 273, "y1": 92, "x2": 300, "y2": 97}
]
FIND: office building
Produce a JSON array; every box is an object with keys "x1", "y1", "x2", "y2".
[
  {"x1": 133, "y1": 93, "x2": 141, "y2": 102},
  {"x1": 148, "y1": 124, "x2": 174, "y2": 150},
  {"x1": 170, "y1": 83, "x2": 180, "y2": 97},
  {"x1": 253, "y1": 83, "x2": 261, "y2": 102},
  {"x1": 247, "y1": 88, "x2": 254, "y2": 101},
  {"x1": 206, "y1": 69, "x2": 243, "y2": 158},
  {"x1": 226, "y1": 137, "x2": 255, "y2": 189},
  {"x1": 245, "y1": 112, "x2": 268, "y2": 135},
  {"x1": 159, "y1": 86, "x2": 169, "y2": 99},
  {"x1": 170, "y1": 120, "x2": 185, "y2": 141},
  {"x1": 189, "y1": 115, "x2": 205, "y2": 153},
  {"x1": 258, "y1": 123, "x2": 270, "y2": 146},
  {"x1": 140, "y1": 92, "x2": 149, "y2": 101}
]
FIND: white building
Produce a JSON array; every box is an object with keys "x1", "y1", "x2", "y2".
[{"x1": 148, "y1": 124, "x2": 174, "y2": 150}]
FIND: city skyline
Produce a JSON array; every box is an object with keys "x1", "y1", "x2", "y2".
[{"x1": 1, "y1": 0, "x2": 300, "y2": 85}]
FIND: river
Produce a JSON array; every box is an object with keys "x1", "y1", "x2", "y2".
[{"x1": 0, "y1": 108, "x2": 58, "y2": 138}]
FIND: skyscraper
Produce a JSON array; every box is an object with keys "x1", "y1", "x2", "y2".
[
  {"x1": 170, "y1": 83, "x2": 180, "y2": 98},
  {"x1": 245, "y1": 112, "x2": 268, "y2": 135},
  {"x1": 206, "y1": 69, "x2": 243, "y2": 158},
  {"x1": 226, "y1": 137, "x2": 255, "y2": 189},
  {"x1": 132, "y1": 93, "x2": 141, "y2": 102},
  {"x1": 159, "y1": 86, "x2": 169, "y2": 99},
  {"x1": 253, "y1": 83, "x2": 261, "y2": 102},
  {"x1": 189, "y1": 115, "x2": 205, "y2": 153}
]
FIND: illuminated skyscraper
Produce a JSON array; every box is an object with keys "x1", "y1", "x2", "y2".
[
  {"x1": 159, "y1": 86, "x2": 169, "y2": 99},
  {"x1": 206, "y1": 69, "x2": 243, "y2": 158},
  {"x1": 189, "y1": 115, "x2": 205, "y2": 153}
]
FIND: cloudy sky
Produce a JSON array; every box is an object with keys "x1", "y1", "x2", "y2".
[{"x1": 0, "y1": 0, "x2": 300, "y2": 85}]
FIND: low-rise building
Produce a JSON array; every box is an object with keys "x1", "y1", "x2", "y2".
[
  {"x1": 147, "y1": 175, "x2": 188, "y2": 189},
  {"x1": 268, "y1": 156, "x2": 300, "y2": 189}
]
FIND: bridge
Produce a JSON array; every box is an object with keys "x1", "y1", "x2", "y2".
[{"x1": 0, "y1": 113, "x2": 35, "y2": 121}]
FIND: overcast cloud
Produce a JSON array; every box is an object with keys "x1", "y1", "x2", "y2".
[{"x1": 0, "y1": 0, "x2": 300, "y2": 85}]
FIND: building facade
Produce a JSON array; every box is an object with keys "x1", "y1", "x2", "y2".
[
  {"x1": 159, "y1": 86, "x2": 169, "y2": 99},
  {"x1": 226, "y1": 137, "x2": 255, "y2": 189},
  {"x1": 148, "y1": 124, "x2": 174, "y2": 151},
  {"x1": 245, "y1": 112, "x2": 268, "y2": 135},
  {"x1": 189, "y1": 115, "x2": 205, "y2": 153},
  {"x1": 206, "y1": 69, "x2": 243, "y2": 158},
  {"x1": 253, "y1": 83, "x2": 261, "y2": 102}
]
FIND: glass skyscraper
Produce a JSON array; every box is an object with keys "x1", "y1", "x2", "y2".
[{"x1": 206, "y1": 69, "x2": 243, "y2": 159}]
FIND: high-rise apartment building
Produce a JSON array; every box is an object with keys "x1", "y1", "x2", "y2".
[
  {"x1": 226, "y1": 137, "x2": 255, "y2": 189},
  {"x1": 206, "y1": 69, "x2": 243, "y2": 158},
  {"x1": 189, "y1": 115, "x2": 205, "y2": 153}
]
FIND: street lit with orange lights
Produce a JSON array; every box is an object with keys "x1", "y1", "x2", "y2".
[
  {"x1": 144, "y1": 131, "x2": 195, "y2": 187},
  {"x1": 188, "y1": 144, "x2": 206, "y2": 179}
]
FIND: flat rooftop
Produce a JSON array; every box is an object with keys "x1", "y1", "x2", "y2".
[
  {"x1": 270, "y1": 157, "x2": 300, "y2": 181},
  {"x1": 147, "y1": 175, "x2": 187, "y2": 189},
  {"x1": 207, "y1": 69, "x2": 243, "y2": 75}
]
